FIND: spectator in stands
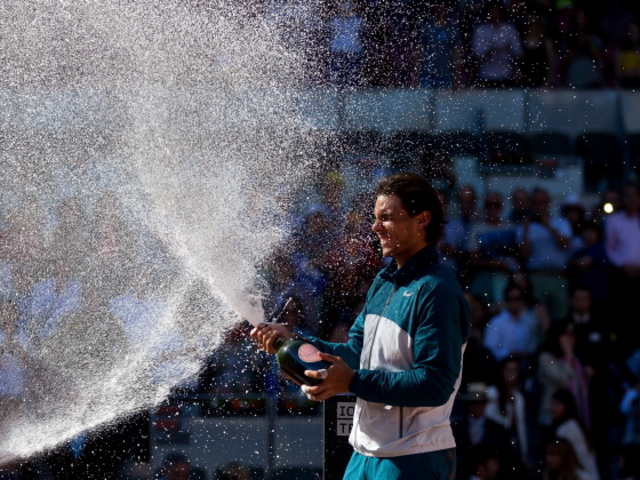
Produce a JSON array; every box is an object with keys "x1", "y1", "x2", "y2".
[
  {"x1": 471, "y1": 0, "x2": 523, "y2": 88},
  {"x1": 452, "y1": 382, "x2": 510, "y2": 468},
  {"x1": 542, "y1": 438, "x2": 589, "y2": 480},
  {"x1": 457, "y1": 443, "x2": 501, "y2": 480},
  {"x1": 446, "y1": 184, "x2": 480, "y2": 288},
  {"x1": 550, "y1": 388, "x2": 600, "y2": 480},
  {"x1": 517, "y1": 187, "x2": 572, "y2": 321},
  {"x1": 418, "y1": 3, "x2": 464, "y2": 89},
  {"x1": 508, "y1": 186, "x2": 531, "y2": 225},
  {"x1": 438, "y1": 189, "x2": 463, "y2": 275},
  {"x1": 518, "y1": 12, "x2": 559, "y2": 88},
  {"x1": 469, "y1": 191, "x2": 518, "y2": 306},
  {"x1": 326, "y1": 1, "x2": 365, "y2": 87},
  {"x1": 566, "y1": 286, "x2": 617, "y2": 469},
  {"x1": 565, "y1": 287, "x2": 609, "y2": 377},
  {"x1": 485, "y1": 356, "x2": 530, "y2": 468},
  {"x1": 559, "y1": 9, "x2": 606, "y2": 88},
  {"x1": 567, "y1": 219, "x2": 610, "y2": 312},
  {"x1": 560, "y1": 194, "x2": 587, "y2": 247},
  {"x1": 461, "y1": 292, "x2": 500, "y2": 391},
  {"x1": 483, "y1": 283, "x2": 545, "y2": 364},
  {"x1": 537, "y1": 320, "x2": 591, "y2": 444},
  {"x1": 616, "y1": 22, "x2": 640, "y2": 89},
  {"x1": 508, "y1": 269, "x2": 552, "y2": 331},
  {"x1": 604, "y1": 182, "x2": 640, "y2": 357}
]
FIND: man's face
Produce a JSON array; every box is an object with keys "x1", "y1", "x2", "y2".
[
  {"x1": 623, "y1": 186, "x2": 640, "y2": 212},
  {"x1": 371, "y1": 194, "x2": 429, "y2": 268},
  {"x1": 531, "y1": 191, "x2": 550, "y2": 216},
  {"x1": 483, "y1": 194, "x2": 503, "y2": 223},
  {"x1": 505, "y1": 289, "x2": 526, "y2": 316},
  {"x1": 571, "y1": 289, "x2": 591, "y2": 315}
]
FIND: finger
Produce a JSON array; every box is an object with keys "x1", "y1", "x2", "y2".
[
  {"x1": 304, "y1": 369, "x2": 328, "y2": 380},
  {"x1": 318, "y1": 352, "x2": 341, "y2": 363},
  {"x1": 250, "y1": 323, "x2": 270, "y2": 338},
  {"x1": 301, "y1": 384, "x2": 323, "y2": 402}
]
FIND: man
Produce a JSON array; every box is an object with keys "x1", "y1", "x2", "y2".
[
  {"x1": 604, "y1": 182, "x2": 640, "y2": 356},
  {"x1": 441, "y1": 183, "x2": 479, "y2": 288},
  {"x1": 252, "y1": 173, "x2": 471, "y2": 479},
  {"x1": 471, "y1": 0, "x2": 523, "y2": 88},
  {"x1": 483, "y1": 284, "x2": 544, "y2": 363},
  {"x1": 468, "y1": 191, "x2": 517, "y2": 305},
  {"x1": 517, "y1": 187, "x2": 572, "y2": 321},
  {"x1": 451, "y1": 382, "x2": 509, "y2": 465}
]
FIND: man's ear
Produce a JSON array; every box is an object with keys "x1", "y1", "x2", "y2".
[{"x1": 417, "y1": 211, "x2": 431, "y2": 228}]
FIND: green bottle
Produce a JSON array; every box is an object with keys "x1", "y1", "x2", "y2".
[{"x1": 273, "y1": 336, "x2": 331, "y2": 386}]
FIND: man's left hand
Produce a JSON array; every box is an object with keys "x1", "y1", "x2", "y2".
[{"x1": 302, "y1": 352, "x2": 355, "y2": 402}]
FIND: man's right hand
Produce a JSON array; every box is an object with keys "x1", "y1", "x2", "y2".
[{"x1": 250, "y1": 323, "x2": 293, "y2": 354}]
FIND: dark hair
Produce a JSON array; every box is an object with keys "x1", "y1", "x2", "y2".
[
  {"x1": 375, "y1": 173, "x2": 446, "y2": 242},
  {"x1": 503, "y1": 282, "x2": 526, "y2": 301},
  {"x1": 545, "y1": 438, "x2": 581, "y2": 480},
  {"x1": 539, "y1": 319, "x2": 573, "y2": 358},
  {"x1": 552, "y1": 388, "x2": 580, "y2": 424},
  {"x1": 459, "y1": 443, "x2": 500, "y2": 478}
]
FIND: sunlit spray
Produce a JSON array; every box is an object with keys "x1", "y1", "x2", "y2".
[{"x1": 0, "y1": 0, "x2": 324, "y2": 463}]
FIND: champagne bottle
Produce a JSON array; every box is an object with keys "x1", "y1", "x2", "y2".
[{"x1": 273, "y1": 336, "x2": 331, "y2": 386}]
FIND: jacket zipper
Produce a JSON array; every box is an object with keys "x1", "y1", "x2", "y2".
[{"x1": 354, "y1": 285, "x2": 398, "y2": 446}]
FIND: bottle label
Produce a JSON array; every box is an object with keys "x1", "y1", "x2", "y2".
[{"x1": 298, "y1": 343, "x2": 323, "y2": 363}]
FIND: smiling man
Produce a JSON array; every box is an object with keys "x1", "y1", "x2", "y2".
[{"x1": 252, "y1": 173, "x2": 471, "y2": 479}]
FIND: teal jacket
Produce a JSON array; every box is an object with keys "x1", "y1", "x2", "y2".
[{"x1": 307, "y1": 244, "x2": 471, "y2": 457}]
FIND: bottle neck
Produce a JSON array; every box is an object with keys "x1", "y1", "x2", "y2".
[{"x1": 273, "y1": 336, "x2": 286, "y2": 350}]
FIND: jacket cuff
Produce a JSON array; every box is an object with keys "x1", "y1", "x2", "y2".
[{"x1": 349, "y1": 370, "x2": 363, "y2": 395}]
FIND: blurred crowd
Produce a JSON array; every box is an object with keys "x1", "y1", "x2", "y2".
[{"x1": 269, "y1": 0, "x2": 640, "y2": 90}]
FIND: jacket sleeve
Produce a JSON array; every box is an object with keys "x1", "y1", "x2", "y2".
[
  {"x1": 349, "y1": 281, "x2": 470, "y2": 407},
  {"x1": 302, "y1": 309, "x2": 365, "y2": 370}
]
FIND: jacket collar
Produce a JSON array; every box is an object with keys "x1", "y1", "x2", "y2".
[{"x1": 380, "y1": 244, "x2": 439, "y2": 286}]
